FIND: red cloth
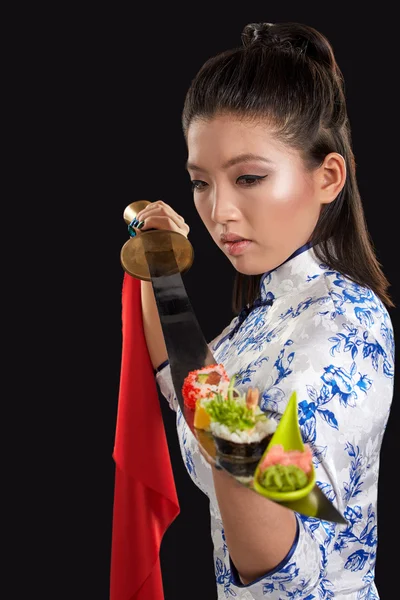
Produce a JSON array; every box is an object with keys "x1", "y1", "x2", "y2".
[{"x1": 111, "y1": 273, "x2": 180, "y2": 600}]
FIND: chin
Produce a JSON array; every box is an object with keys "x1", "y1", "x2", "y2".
[
  {"x1": 229, "y1": 253, "x2": 278, "y2": 276},
  {"x1": 230, "y1": 261, "x2": 266, "y2": 277}
]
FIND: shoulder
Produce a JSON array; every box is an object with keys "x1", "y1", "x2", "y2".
[
  {"x1": 293, "y1": 267, "x2": 394, "y2": 377},
  {"x1": 293, "y1": 261, "x2": 391, "y2": 329},
  {"x1": 317, "y1": 267, "x2": 393, "y2": 348}
]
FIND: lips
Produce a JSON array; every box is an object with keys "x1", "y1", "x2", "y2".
[
  {"x1": 220, "y1": 233, "x2": 250, "y2": 244},
  {"x1": 223, "y1": 239, "x2": 252, "y2": 256}
]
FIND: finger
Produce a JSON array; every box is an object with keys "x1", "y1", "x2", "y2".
[
  {"x1": 140, "y1": 215, "x2": 189, "y2": 237},
  {"x1": 137, "y1": 201, "x2": 185, "y2": 226},
  {"x1": 140, "y1": 212, "x2": 189, "y2": 236},
  {"x1": 127, "y1": 218, "x2": 144, "y2": 237},
  {"x1": 136, "y1": 201, "x2": 166, "y2": 221}
]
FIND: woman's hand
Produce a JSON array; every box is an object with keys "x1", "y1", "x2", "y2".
[{"x1": 132, "y1": 200, "x2": 190, "y2": 238}]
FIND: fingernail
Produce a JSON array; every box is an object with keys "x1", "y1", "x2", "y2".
[
  {"x1": 128, "y1": 226, "x2": 136, "y2": 238},
  {"x1": 137, "y1": 220, "x2": 145, "y2": 229}
]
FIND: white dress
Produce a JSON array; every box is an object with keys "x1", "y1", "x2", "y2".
[{"x1": 155, "y1": 245, "x2": 394, "y2": 599}]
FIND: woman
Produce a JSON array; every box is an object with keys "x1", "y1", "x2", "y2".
[{"x1": 135, "y1": 22, "x2": 394, "y2": 599}]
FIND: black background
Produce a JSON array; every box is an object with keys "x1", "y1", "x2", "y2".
[{"x1": 52, "y1": 7, "x2": 398, "y2": 599}]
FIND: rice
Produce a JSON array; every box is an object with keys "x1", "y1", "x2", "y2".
[{"x1": 210, "y1": 413, "x2": 277, "y2": 443}]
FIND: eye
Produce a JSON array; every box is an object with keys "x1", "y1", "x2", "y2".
[
  {"x1": 191, "y1": 180, "x2": 207, "y2": 192},
  {"x1": 237, "y1": 175, "x2": 267, "y2": 186},
  {"x1": 190, "y1": 174, "x2": 267, "y2": 193}
]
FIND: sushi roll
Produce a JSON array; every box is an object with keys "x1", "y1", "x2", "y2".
[
  {"x1": 182, "y1": 363, "x2": 230, "y2": 410},
  {"x1": 256, "y1": 444, "x2": 313, "y2": 493},
  {"x1": 203, "y1": 375, "x2": 277, "y2": 481}
]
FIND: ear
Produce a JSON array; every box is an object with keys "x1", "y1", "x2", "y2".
[{"x1": 316, "y1": 152, "x2": 347, "y2": 204}]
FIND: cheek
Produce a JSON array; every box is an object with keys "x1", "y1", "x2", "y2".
[
  {"x1": 194, "y1": 198, "x2": 214, "y2": 233},
  {"x1": 194, "y1": 198, "x2": 212, "y2": 225},
  {"x1": 273, "y1": 170, "x2": 313, "y2": 205},
  {"x1": 194, "y1": 198, "x2": 222, "y2": 246},
  {"x1": 253, "y1": 173, "x2": 316, "y2": 221}
]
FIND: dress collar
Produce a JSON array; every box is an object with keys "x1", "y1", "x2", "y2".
[
  {"x1": 259, "y1": 242, "x2": 317, "y2": 301},
  {"x1": 214, "y1": 242, "x2": 321, "y2": 349}
]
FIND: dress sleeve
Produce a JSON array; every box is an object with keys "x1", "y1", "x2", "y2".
[
  {"x1": 225, "y1": 316, "x2": 393, "y2": 598},
  {"x1": 154, "y1": 360, "x2": 178, "y2": 412}
]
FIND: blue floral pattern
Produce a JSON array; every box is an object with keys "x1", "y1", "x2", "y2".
[{"x1": 155, "y1": 246, "x2": 394, "y2": 599}]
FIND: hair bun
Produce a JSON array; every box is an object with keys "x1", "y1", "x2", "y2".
[
  {"x1": 241, "y1": 21, "x2": 338, "y2": 73},
  {"x1": 241, "y1": 22, "x2": 290, "y2": 50}
]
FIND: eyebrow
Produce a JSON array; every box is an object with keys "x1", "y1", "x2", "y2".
[{"x1": 185, "y1": 153, "x2": 274, "y2": 173}]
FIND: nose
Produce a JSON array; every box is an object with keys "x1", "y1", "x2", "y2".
[{"x1": 210, "y1": 188, "x2": 241, "y2": 225}]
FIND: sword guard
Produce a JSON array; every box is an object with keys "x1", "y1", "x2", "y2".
[{"x1": 121, "y1": 201, "x2": 195, "y2": 281}]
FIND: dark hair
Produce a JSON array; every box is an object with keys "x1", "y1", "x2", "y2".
[{"x1": 181, "y1": 21, "x2": 394, "y2": 312}]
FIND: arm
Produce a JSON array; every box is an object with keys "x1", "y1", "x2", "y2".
[
  {"x1": 141, "y1": 280, "x2": 168, "y2": 370},
  {"x1": 144, "y1": 262, "x2": 293, "y2": 580},
  {"x1": 211, "y1": 466, "x2": 297, "y2": 584}
]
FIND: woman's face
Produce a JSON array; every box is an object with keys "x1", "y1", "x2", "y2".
[{"x1": 186, "y1": 114, "x2": 342, "y2": 275}]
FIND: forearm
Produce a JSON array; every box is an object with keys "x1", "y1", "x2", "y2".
[
  {"x1": 141, "y1": 280, "x2": 168, "y2": 369},
  {"x1": 211, "y1": 465, "x2": 297, "y2": 584}
]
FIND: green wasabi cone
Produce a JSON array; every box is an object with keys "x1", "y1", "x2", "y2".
[{"x1": 253, "y1": 391, "x2": 317, "y2": 506}]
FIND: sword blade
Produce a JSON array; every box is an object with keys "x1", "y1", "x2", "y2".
[{"x1": 145, "y1": 245, "x2": 216, "y2": 409}]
